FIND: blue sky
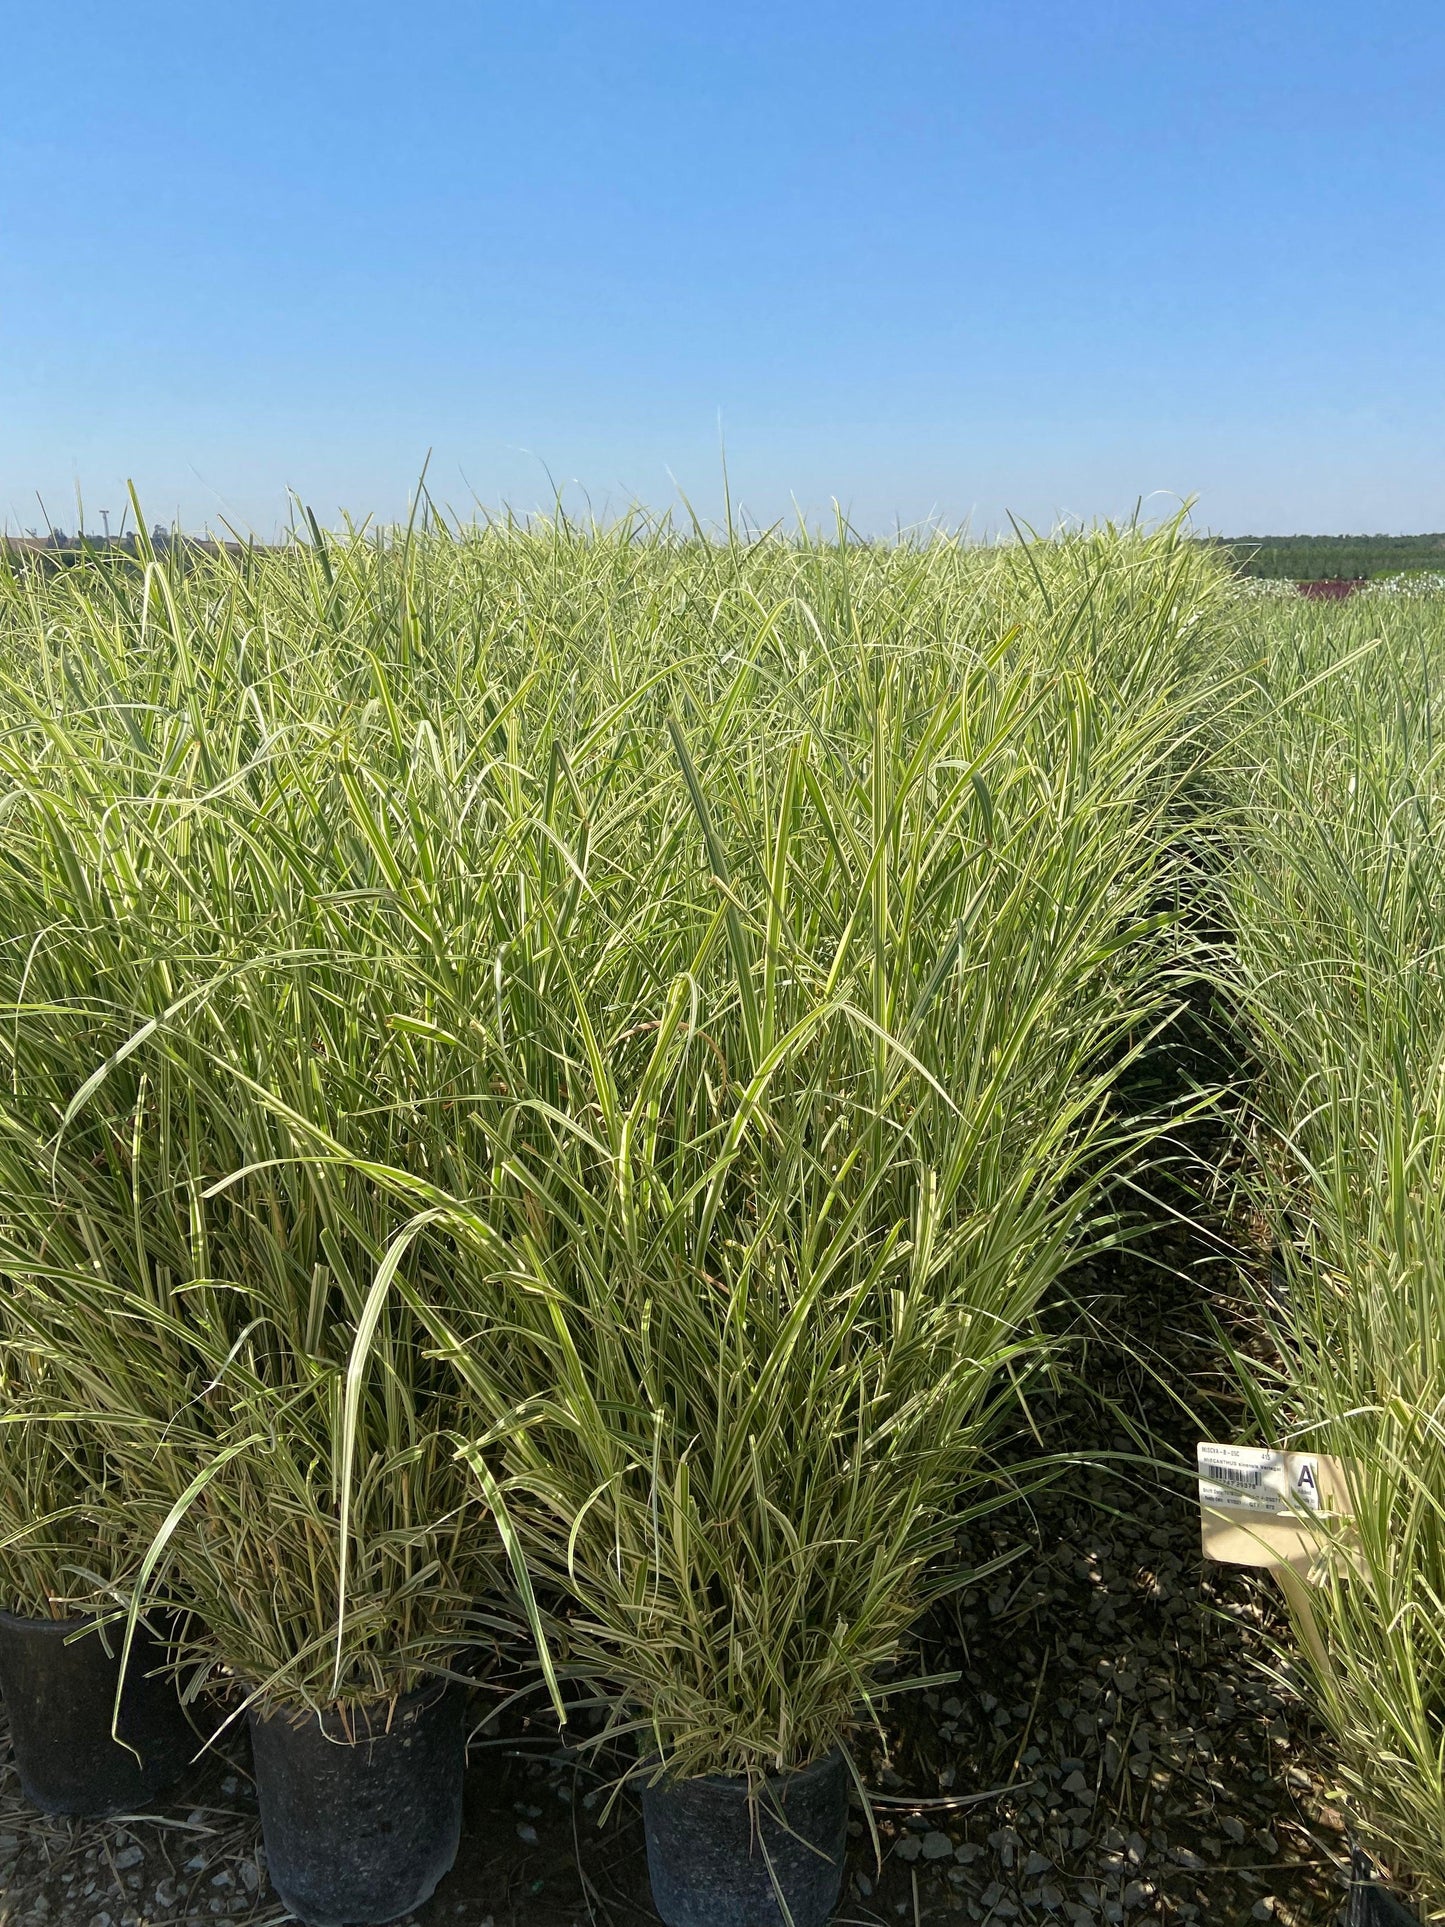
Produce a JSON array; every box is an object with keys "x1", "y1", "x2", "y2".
[{"x1": 3, "y1": 2, "x2": 1442, "y2": 537}]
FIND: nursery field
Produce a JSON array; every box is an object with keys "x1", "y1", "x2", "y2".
[
  {"x1": 1206, "y1": 532, "x2": 1445, "y2": 582},
  {"x1": 0, "y1": 525, "x2": 1442, "y2": 1927}
]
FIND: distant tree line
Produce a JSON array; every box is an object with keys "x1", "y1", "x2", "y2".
[
  {"x1": 7, "y1": 528, "x2": 1443, "y2": 584},
  {"x1": 1, "y1": 532, "x2": 247, "y2": 575},
  {"x1": 1203, "y1": 532, "x2": 1445, "y2": 580}
]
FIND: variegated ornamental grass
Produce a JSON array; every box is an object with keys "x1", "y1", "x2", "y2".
[
  {"x1": 0, "y1": 517, "x2": 1228, "y2": 1771},
  {"x1": 1220, "y1": 586, "x2": 1445, "y2": 1916}
]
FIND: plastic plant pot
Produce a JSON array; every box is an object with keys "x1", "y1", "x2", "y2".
[
  {"x1": 1345, "y1": 1848, "x2": 1420, "y2": 1926},
  {"x1": 248, "y1": 1680, "x2": 468, "y2": 1927},
  {"x1": 0, "y1": 1610, "x2": 195, "y2": 1816},
  {"x1": 641, "y1": 1747, "x2": 850, "y2": 1927}
]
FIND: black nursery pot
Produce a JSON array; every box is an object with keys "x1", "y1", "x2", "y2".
[
  {"x1": 642, "y1": 1748, "x2": 849, "y2": 1927},
  {"x1": 0, "y1": 1610, "x2": 195, "y2": 1816},
  {"x1": 1344, "y1": 1848, "x2": 1421, "y2": 1926},
  {"x1": 248, "y1": 1680, "x2": 468, "y2": 1927}
]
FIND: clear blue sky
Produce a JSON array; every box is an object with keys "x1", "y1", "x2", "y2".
[{"x1": 3, "y1": 2, "x2": 1442, "y2": 538}]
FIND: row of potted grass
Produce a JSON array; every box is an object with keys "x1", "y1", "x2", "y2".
[
  {"x1": 0, "y1": 520, "x2": 1228, "y2": 1925},
  {"x1": 1218, "y1": 588, "x2": 1445, "y2": 1919}
]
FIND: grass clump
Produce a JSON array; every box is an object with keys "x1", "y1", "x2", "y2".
[
  {"x1": 0, "y1": 515, "x2": 1231, "y2": 1765},
  {"x1": 333, "y1": 518, "x2": 1233, "y2": 1778},
  {"x1": 1220, "y1": 585, "x2": 1445, "y2": 1913}
]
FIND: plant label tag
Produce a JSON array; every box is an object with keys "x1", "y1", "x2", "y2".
[{"x1": 1197, "y1": 1443, "x2": 1354, "y2": 1575}]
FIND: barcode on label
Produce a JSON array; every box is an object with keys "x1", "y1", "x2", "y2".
[
  {"x1": 1195, "y1": 1443, "x2": 1326, "y2": 1518},
  {"x1": 1201, "y1": 1462, "x2": 1262, "y2": 1490}
]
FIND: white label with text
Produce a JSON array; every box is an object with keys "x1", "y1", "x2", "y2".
[{"x1": 1196, "y1": 1443, "x2": 1324, "y2": 1517}]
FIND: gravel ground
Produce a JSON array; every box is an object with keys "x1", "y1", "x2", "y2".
[
  {"x1": 856, "y1": 1229, "x2": 1357, "y2": 1927},
  {"x1": 0, "y1": 1185, "x2": 1388, "y2": 1927}
]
